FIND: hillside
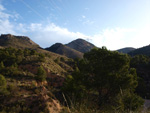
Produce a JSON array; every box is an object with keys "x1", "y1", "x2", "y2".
[
  {"x1": 45, "y1": 43, "x2": 83, "y2": 58},
  {"x1": 128, "y1": 45, "x2": 150, "y2": 56},
  {"x1": 0, "y1": 34, "x2": 74, "y2": 75},
  {"x1": 117, "y1": 47, "x2": 135, "y2": 53},
  {"x1": 0, "y1": 34, "x2": 75, "y2": 112},
  {"x1": 0, "y1": 34, "x2": 40, "y2": 49},
  {"x1": 0, "y1": 34, "x2": 148, "y2": 112},
  {"x1": 0, "y1": 47, "x2": 74, "y2": 112},
  {"x1": 66, "y1": 38, "x2": 95, "y2": 53}
]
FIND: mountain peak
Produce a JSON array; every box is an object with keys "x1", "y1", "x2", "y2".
[
  {"x1": 66, "y1": 38, "x2": 95, "y2": 53},
  {"x1": 45, "y1": 43, "x2": 83, "y2": 58}
]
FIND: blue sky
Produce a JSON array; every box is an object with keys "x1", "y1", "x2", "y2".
[{"x1": 0, "y1": 0, "x2": 150, "y2": 50}]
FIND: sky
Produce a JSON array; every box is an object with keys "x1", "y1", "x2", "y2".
[{"x1": 0, "y1": 0, "x2": 150, "y2": 50}]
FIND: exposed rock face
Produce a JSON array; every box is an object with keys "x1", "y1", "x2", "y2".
[
  {"x1": 66, "y1": 38, "x2": 95, "y2": 53},
  {"x1": 0, "y1": 34, "x2": 39, "y2": 49},
  {"x1": 45, "y1": 43, "x2": 83, "y2": 58}
]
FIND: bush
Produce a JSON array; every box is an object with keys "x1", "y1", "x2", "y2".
[{"x1": 0, "y1": 74, "x2": 8, "y2": 95}]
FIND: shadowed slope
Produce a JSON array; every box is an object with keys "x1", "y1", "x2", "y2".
[{"x1": 45, "y1": 43, "x2": 83, "y2": 58}]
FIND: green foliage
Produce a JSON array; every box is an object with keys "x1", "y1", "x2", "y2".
[
  {"x1": 122, "y1": 93, "x2": 144, "y2": 111},
  {"x1": 62, "y1": 72, "x2": 87, "y2": 100},
  {"x1": 130, "y1": 55, "x2": 150, "y2": 98},
  {"x1": 0, "y1": 62, "x2": 5, "y2": 69},
  {"x1": 36, "y1": 66, "x2": 46, "y2": 82},
  {"x1": 38, "y1": 54, "x2": 45, "y2": 62},
  {"x1": 54, "y1": 58, "x2": 60, "y2": 63},
  {"x1": 60, "y1": 57, "x2": 65, "y2": 62},
  {"x1": 130, "y1": 55, "x2": 150, "y2": 67},
  {"x1": 0, "y1": 74, "x2": 7, "y2": 95},
  {"x1": 0, "y1": 74, "x2": 6, "y2": 88},
  {"x1": 63, "y1": 47, "x2": 143, "y2": 111}
]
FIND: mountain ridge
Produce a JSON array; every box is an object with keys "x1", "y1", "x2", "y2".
[
  {"x1": 45, "y1": 38, "x2": 96, "y2": 58},
  {"x1": 128, "y1": 45, "x2": 150, "y2": 56},
  {"x1": 45, "y1": 43, "x2": 83, "y2": 58},
  {"x1": 117, "y1": 47, "x2": 136, "y2": 53}
]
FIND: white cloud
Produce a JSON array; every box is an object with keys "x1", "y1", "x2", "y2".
[
  {"x1": 0, "y1": 4, "x2": 5, "y2": 11},
  {"x1": 25, "y1": 23, "x2": 89, "y2": 48},
  {"x1": 80, "y1": 15, "x2": 94, "y2": 25},
  {"x1": 0, "y1": 4, "x2": 90, "y2": 48},
  {"x1": 130, "y1": 24, "x2": 150, "y2": 48},
  {"x1": 0, "y1": 4, "x2": 150, "y2": 50},
  {"x1": 0, "y1": 10, "x2": 11, "y2": 19},
  {"x1": 83, "y1": 19, "x2": 94, "y2": 25},
  {"x1": 91, "y1": 26, "x2": 150, "y2": 50},
  {"x1": 85, "y1": 8, "x2": 89, "y2": 10},
  {"x1": 0, "y1": 4, "x2": 17, "y2": 34},
  {"x1": 0, "y1": 19, "x2": 16, "y2": 34},
  {"x1": 82, "y1": 15, "x2": 86, "y2": 19}
]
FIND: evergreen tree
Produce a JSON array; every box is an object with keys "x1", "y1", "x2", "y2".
[
  {"x1": 36, "y1": 66, "x2": 46, "y2": 82},
  {"x1": 63, "y1": 47, "x2": 144, "y2": 111}
]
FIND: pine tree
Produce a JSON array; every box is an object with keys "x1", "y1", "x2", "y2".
[{"x1": 36, "y1": 66, "x2": 46, "y2": 82}]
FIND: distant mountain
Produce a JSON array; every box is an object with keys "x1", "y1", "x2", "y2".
[
  {"x1": 117, "y1": 47, "x2": 135, "y2": 53},
  {"x1": 45, "y1": 43, "x2": 83, "y2": 58},
  {"x1": 66, "y1": 38, "x2": 95, "y2": 53},
  {"x1": 0, "y1": 34, "x2": 40, "y2": 49},
  {"x1": 45, "y1": 38, "x2": 96, "y2": 58},
  {"x1": 128, "y1": 45, "x2": 150, "y2": 56}
]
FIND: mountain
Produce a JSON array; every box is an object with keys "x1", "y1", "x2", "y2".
[
  {"x1": 0, "y1": 34, "x2": 74, "y2": 75},
  {"x1": 117, "y1": 47, "x2": 135, "y2": 53},
  {"x1": 0, "y1": 34, "x2": 76, "y2": 112},
  {"x1": 0, "y1": 34, "x2": 40, "y2": 49},
  {"x1": 66, "y1": 38, "x2": 95, "y2": 53},
  {"x1": 128, "y1": 45, "x2": 150, "y2": 56},
  {"x1": 45, "y1": 38, "x2": 96, "y2": 59},
  {"x1": 45, "y1": 43, "x2": 83, "y2": 58}
]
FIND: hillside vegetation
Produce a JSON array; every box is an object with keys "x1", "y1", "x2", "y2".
[
  {"x1": 0, "y1": 47, "x2": 74, "y2": 112},
  {"x1": 0, "y1": 34, "x2": 150, "y2": 112}
]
